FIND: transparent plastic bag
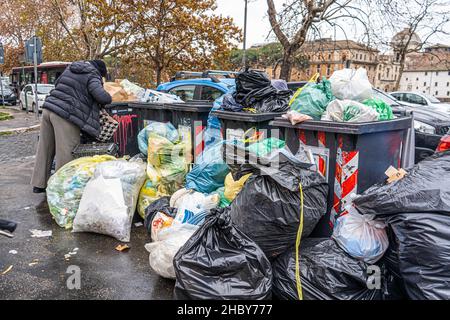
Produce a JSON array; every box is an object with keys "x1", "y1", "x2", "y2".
[
  {"x1": 72, "y1": 160, "x2": 146, "y2": 242},
  {"x1": 119, "y1": 79, "x2": 145, "y2": 100},
  {"x1": 329, "y1": 68, "x2": 373, "y2": 102},
  {"x1": 322, "y1": 99, "x2": 379, "y2": 122},
  {"x1": 137, "y1": 122, "x2": 179, "y2": 155},
  {"x1": 145, "y1": 222, "x2": 198, "y2": 279},
  {"x1": 73, "y1": 176, "x2": 129, "y2": 241},
  {"x1": 138, "y1": 179, "x2": 166, "y2": 219},
  {"x1": 46, "y1": 155, "x2": 116, "y2": 229},
  {"x1": 332, "y1": 206, "x2": 388, "y2": 264}
]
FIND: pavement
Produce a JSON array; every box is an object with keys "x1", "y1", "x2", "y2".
[
  {"x1": 0, "y1": 108, "x2": 174, "y2": 300},
  {"x1": 0, "y1": 106, "x2": 40, "y2": 133}
]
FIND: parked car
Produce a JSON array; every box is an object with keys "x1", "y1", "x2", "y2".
[
  {"x1": 436, "y1": 130, "x2": 450, "y2": 152},
  {"x1": 0, "y1": 80, "x2": 17, "y2": 106},
  {"x1": 19, "y1": 84, "x2": 55, "y2": 112},
  {"x1": 390, "y1": 91, "x2": 450, "y2": 114},
  {"x1": 374, "y1": 89, "x2": 450, "y2": 162},
  {"x1": 157, "y1": 71, "x2": 237, "y2": 102}
]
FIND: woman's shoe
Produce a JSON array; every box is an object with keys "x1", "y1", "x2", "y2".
[{"x1": 33, "y1": 187, "x2": 46, "y2": 194}]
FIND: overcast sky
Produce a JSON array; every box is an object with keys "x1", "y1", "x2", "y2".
[{"x1": 215, "y1": 0, "x2": 450, "y2": 50}]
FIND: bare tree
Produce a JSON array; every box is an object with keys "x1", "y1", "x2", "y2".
[
  {"x1": 368, "y1": 0, "x2": 450, "y2": 91},
  {"x1": 266, "y1": 0, "x2": 367, "y2": 81}
]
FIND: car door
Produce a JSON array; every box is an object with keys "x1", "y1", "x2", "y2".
[
  {"x1": 25, "y1": 86, "x2": 34, "y2": 109},
  {"x1": 406, "y1": 93, "x2": 427, "y2": 106},
  {"x1": 199, "y1": 85, "x2": 225, "y2": 102}
]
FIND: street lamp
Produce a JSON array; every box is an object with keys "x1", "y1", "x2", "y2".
[{"x1": 242, "y1": 0, "x2": 248, "y2": 68}]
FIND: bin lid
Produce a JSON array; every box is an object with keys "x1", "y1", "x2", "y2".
[
  {"x1": 270, "y1": 116, "x2": 413, "y2": 135},
  {"x1": 128, "y1": 102, "x2": 167, "y2": 110},
  {"x1": 162, "y1": 102, "x2": 213, "y2": 113},
  {"x1": 105, "y1": 102, "x2": 131, "y2": 108},
  {"x1": 211, "y1": 110, "x2": 285, "y2": 123}
]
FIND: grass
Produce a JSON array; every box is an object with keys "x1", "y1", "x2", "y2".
[
  {"x1": 0, "y1": 131, "x2": 13, "y2": 136},
  {"x1": 0, "y1": 111, "x2": 13, "y2": 121}
]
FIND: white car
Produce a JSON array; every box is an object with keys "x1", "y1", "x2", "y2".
[
  {"x1": 390, "y1": 91, "x2": 450, "y2": 114},
  {"x1": 19, "y1": 84, "x2": 55, "y2": 112}
]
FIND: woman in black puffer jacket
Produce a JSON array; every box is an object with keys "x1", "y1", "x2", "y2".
[{"x1": 31, "y1": 60, "x2": 112, "y2": 193}]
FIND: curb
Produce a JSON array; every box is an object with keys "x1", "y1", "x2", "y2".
[{"x1": 0, "y1": 124, "x2": 40, "y2": 134}]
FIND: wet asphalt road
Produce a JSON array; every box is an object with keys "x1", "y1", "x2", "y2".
[{"x1": 0, "y1": 131, "x2": 174, "y2": 300}]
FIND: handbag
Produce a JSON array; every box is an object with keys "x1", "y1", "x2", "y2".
[{"x1": 97, "y1": 109, "x2": 119, "y2": 142}]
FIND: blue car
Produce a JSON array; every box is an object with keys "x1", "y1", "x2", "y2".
[{"x1": 156, "y1": 71, "x2": 236, "y2": 102}]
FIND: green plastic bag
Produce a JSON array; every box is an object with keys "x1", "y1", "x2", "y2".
[
  {"x1": 247, "y1": 138, "x2": 286, "y2": 157},
  {"x1": 363, "y1": 98, "x2": 394, "y2": 121},
  {"x1": 290, "y1": 78, "x2": 334, "y2": 120},
  {"x1": 216, "y1": 187, "x2": 232, "y2": 208}
]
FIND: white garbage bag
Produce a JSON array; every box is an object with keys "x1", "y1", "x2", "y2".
[
  {"x1": 332, "y1": 206, "x2": 389, "y2": 264},
  {"x1": 145, "y1": 223, "x2": 198, "y2": 279},
  {"x1": 73, "y1": 175, "x2": 129, "y2": 241},
  {"x1": 73, "y1": 160, "x2": 146, "y2": 242},
  {"x1": 329, "y1": 68, "x2": 373, "y2": 102},
  {"x1": 322, "y1": 99, "x2": 379, "y2": 122}
]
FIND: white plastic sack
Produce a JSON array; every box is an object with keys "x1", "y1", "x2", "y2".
[
  {"x1": 119, "y1": 79, "x2": 145, "y2": 100},
  {"x1": 322, "y1": 99, "x2": 379, "y2": 122},
  {"x1": 329, "y1": 68, "x2": 373, "y2": 102},
  {"x1": 144, "y1": 223, "x2": 198, "y2": 279},
  {"x1": 332, "y1": 206, "x2": 389, "y2": 264},
  {"x1": 73, "y1": 176, "x2": 129, "y2": 241},
  {"x1": 141, "y1": 89, "x2": 184, "y2": 103},
  {"x1": 170, "y1": 188, "x2": 219, "y2": 224},
  {"x1": 73, "y1": 160, "x2": 146, "y2": 242}
]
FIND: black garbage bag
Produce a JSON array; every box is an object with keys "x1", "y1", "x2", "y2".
[
  {"x1": 272, "y1": 238, "x2": 382, "y2": 300},
  {"x1": 173, "y1": 208, "x2": 273, "y2": 300},
  {"x1": 227, "y1": 145, "x2": 328, "y2": 259},
  {"x1": 234, "y1": 69, "x2": 271, "y2": 98},
  {"x1": 386, "y1": 213, "x2": 450, "y2": 300},
  {"x1": 144, "y1": 197, "x2": 176, "y2": 234},
  {"x1": 222, "y1": 93, "x2": 244, "y2": 112},
  {"x1": 379, "y1": 229, "x2": 408, "y2": 300},
  {"x1": 354, "y1": 152, "x2": 450, "y2": 216},
  {"x1": 233, "y1": 69, "x2": 291, "y2": 113}
]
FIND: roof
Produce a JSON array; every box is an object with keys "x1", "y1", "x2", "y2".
[
  {"x1": 301, "y1": 39, "x2": 379, "y2": 53},
  {"x1": 404, "y1": 52, "x2": 450, "y2": 71}
]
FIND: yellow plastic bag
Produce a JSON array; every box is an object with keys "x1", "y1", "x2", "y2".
[
  {"x1": 47, "y1": 155, "x2": 117, "y2": 229},
  {"x1": 224, "y1": 173, "x2": 252, "y2": 202},
  {"x1": 138, "y1": 179, "x2": 167, "y2": 219}
]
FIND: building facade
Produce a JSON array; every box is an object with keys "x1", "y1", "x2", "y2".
[
  {"x1": 288, "y1": 39, "x2": 379, "y2": 83},
  {"x1": 399, "y1": 49, "x2": 450, "y2": 101}
]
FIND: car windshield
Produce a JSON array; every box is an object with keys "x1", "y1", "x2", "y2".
[
  {"x1": 421, "y1": 93, "x2": 441, "y2": 103},
  {"x1": 37, "y1": 85, "x2": 54, "y2": 94},
  {"x1": 372, "y1": 89, "x2": 399, "y2": 106}
]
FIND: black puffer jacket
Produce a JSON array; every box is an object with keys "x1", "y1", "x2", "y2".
[{"x1": 43, "y1": 61, "x2": 112, "y2": 137}]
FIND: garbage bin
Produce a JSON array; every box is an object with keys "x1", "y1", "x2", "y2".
[
  {"x1": 129, "y1": 102, "x2": 172, "y2": 126},
  {"x1": 105, "y1": 102, "x2": 141, "y2": 157},
  {"x1": 165, "y1": 101, "x2": 213, "y2": 163},
  {"x1": 270, "y1": 116, "x2": 413, "y2": 237},
  {"x1": 211, "y1": 110, "x2": 284, "y2": 142}
]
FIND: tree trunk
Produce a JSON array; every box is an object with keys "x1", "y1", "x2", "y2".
[
  {"x1": 279, "y1": 48, "x2": 293, "y2": 81},
  {"x1": 394, "y1": 51, "x2": 407, "y2": 91},
  {"x1": 156, "y1": 66, "x2": 163, "y2": 85}
]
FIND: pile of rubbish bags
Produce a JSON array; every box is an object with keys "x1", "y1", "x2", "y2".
[
  {"x1": 353, "y1": 151, "x2": 450, "y2": 300},
  {"x1": 221, "y1": 69, "x2": 292, "y2": 114},
  {"x1": 47, "y1": 155, "x2": 147, "y2": 242},
  {"x1": 289, "y1": 68, "x2": 394, "y2": 123}
]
